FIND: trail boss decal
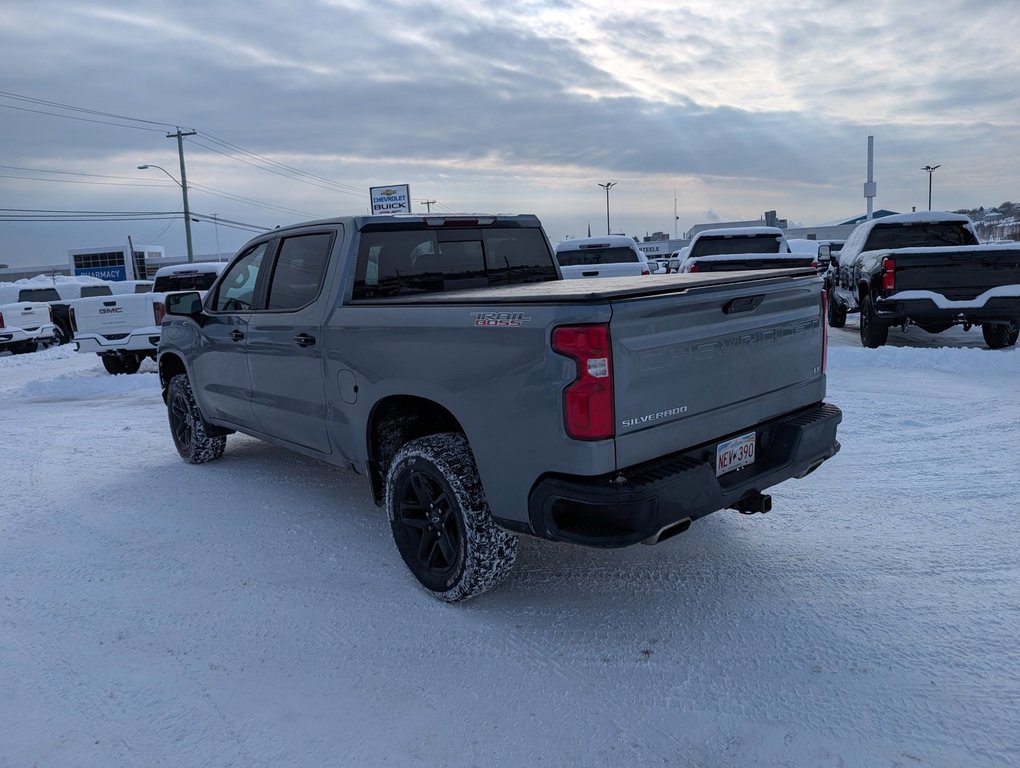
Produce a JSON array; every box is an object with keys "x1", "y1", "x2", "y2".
[{"x1": 472, "y1": 312, "x2": 532, "y2": 328}]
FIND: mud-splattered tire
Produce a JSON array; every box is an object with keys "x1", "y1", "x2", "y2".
[
  {"x1": 386, "y1": 432, "x2": 518, "y2": 602},
  {"x1": 859, "y1": 293, "x2": 888, "y2": 348},
  {"x1": 982, "y1": 320, "x2": 1018, "y2": 349},
  {"x1": 167, "y1": 373, "x2": 227, "y2": 464}
]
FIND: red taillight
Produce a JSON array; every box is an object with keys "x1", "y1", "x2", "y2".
[
  {"x1": 153, "y1": 301, "x2": 166, "y2": 326},
  {"x1": 69, "y1": 306, "x2": 77, "y2": 332},
  {"x1": 552, "y1": 324, "x2": 614, "y2": 441},
  {"x1": 821, "y1": 290, "x2": 828, "y2": 374},
  {"x1": 687, "y1": 262, "x2": 699, "y2": 273},
  {"x1": 881, "y1": 257, "x2": 896, "y2": 292},
  {"x1": 0, "y1": 312, "x2": 5, "y2": 329},
  {"x1": 641, "y1": 267, "x2": 650, "y2": 275}
]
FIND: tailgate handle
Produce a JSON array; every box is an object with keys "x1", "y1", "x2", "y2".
[
  {"x1": 293, "y1": 333, "x2": 316, "y2": 348},
  {"x1": 582, "y1": 270, "x2": 599, "y2": 276},
  {"x1": 723, "y1": 295, "x2": 765, "y2": 314},
  {"x1": 229, "y1": 330, "x2": 245, "y2": 342},
  {"x1": 103, "y1": 301, "x2": 117, "y2": 306}
]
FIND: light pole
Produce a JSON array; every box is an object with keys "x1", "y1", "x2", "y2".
[
  {"x1": 138, "y1": 163, "x2": 194, "y2": 262},
  {"x1": 598, "y1": 181, "x2": 616, "y2": 235},
  {"x1": 922, "y1": 164, "x2": 940, "y2": 211},
  {"x1": 212, "y1": 213, "x2": 221, "y2": 258}
]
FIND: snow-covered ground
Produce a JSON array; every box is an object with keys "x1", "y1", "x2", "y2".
[{"x1": 2, "y1": 324, "x2": 1018, "y2": 768}]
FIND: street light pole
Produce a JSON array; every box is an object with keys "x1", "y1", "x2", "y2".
[
  {"x1": 138, "y1": 159, "x2": 194, "y2": 263},
  {"x1": 922, "y1": 164, "x2": 940, "y2": 211},
  {"x1": 598, "y1": 181, "x2": 616, "y2": 235}
]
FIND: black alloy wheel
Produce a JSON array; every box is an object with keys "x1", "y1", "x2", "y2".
[{"x1": 393, "y1": 466, "x2": 465, "y2": 588}]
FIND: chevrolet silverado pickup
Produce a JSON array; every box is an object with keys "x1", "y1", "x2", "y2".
[
  {"x1": 827, "y1": 211, "x2": 1020, "y2": 348},
  {"x1": 157, "y1": 214, "x2": 842, "y2": 601}
]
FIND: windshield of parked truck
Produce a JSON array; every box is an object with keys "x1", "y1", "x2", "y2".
[
  {"x1": 555, "y1": 246, "x2": 639, "y2": 266},
  {"x1": 692, "y1": 234, "x2": 784, "y2": 257},
  {"x1": 353, "y1": 227, "x2": 557, "y2": 298},
  {"x1": 153, "y1": 272, "x2": 220, "y2": 292},
  {"x1": 864, "y1": 222, "x2": 978, "y2": 251}
]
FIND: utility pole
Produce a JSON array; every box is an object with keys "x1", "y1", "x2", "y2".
[
  {"x1": 168, "y1": 127, "x2": 197, "y2": 262},
  {"x1": 598, "y1": 181, "x2": 616, "y2": 235},
  {"x1": 922, "y1": 164, "x2": 940, "y2": 211},
  {"x1": 422, "y1": 199, "x2": 436, "y2": 213}
]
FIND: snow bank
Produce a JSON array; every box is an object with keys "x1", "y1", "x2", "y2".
[{"x1": 829, "y1": 344, "x2": 1019, "y2": 374}]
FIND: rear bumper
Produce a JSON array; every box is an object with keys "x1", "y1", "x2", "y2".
[
  {"x1": 525, "y1": 402, "x2": 842, "y2": 548},
  {"x1": 74, "y1": 328, "x2": 161, "y2": 354},
  {"x1": 875, "y1": 293, "x2": 1020, "y2": 323},
  {"x1": 0, "y1": 324, "x2": 58, "y2": 346}
]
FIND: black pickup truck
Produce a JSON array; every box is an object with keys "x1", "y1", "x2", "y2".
[{"x1": 827, "y1": 212, "x2": 1020, "y2": 348}]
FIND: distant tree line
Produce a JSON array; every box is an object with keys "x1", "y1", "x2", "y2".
[{"x1": 954, "y1": 201, "x2": 1020, "y2": 242}]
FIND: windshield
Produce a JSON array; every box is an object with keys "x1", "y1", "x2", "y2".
[
  {"x1": 692, "y1": 234, "x2": 784, "y2": 257},
  {"x1": 153, "y1": 272, "x2": 220, "y2": 292}
]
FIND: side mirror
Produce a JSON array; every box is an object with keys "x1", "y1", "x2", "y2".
[
  {"x1": 818, "y1": 245, "x2": 831, "y2": 260},
  {"x1": 166, "y1": 291, "x2": 203, "y2": 317}
]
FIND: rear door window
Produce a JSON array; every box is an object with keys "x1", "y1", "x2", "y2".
[{"x1": 266, "y1": 232, "x2": 334, "y2": 310}]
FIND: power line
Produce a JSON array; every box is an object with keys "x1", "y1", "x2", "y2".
[{"x1": 0, "y1": 90, "x2": 181, "y2": 129}]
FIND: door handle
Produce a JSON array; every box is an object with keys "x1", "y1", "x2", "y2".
[
  {"x1": 293, "y1": 333, "x2": 316, "y2": 348},
  {"x1": 229, "y1": 330, "x2": 245, "y2": 342}
]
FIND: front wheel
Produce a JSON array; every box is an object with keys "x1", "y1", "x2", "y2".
[
  {"x1": 859, "y1": 293, "x2": 889, "y2": 348},
  {"x1": 385, "y1": 433, "x2": 518, "y2": 602},
  {"x1": 827, "y1": 291, "x2": 847, "y2": 328},
  {"x1": 167, "y1": 373, "x2": 227, "y2": 464},
  {"x1": 982, "y1": 320, "x2": 1019, "y2": 349}
]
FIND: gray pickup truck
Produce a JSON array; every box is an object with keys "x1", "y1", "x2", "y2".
[{"x1": 157, "y1": 214, "x2": 842, "y2": 601}]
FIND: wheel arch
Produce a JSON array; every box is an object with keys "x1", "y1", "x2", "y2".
[
  {"x1": 158, "y1": 352, "x2": 188, "y2": 403},
  {"x1": 366, "y1": 395, "x2": 465, "y2": 505}
]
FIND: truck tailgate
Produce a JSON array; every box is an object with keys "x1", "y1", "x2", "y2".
[
  {"x1": 72, "y1": 294, "x2": 158, "y2": 335},
  {"x1": 1, "y1": 302, "x2": 51, "y2": 331},
  {"x1": 610, "y1": 272, "x2": 826, "y2": 469},
  {"x1": 889, "y1": 245, "x2": 1020, "y2": 300}
]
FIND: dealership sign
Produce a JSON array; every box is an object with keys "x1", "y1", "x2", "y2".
[{"x1": 370, "y1": 184, "x2": 411, "y2": 215}]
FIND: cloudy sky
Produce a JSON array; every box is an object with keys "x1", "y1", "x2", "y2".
[{"x1": 2, "y1": 0, "x2": 1018, "y2": 266}]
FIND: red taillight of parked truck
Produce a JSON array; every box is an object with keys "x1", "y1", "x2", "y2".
[
  {"x1": 881, "y1": 257, "x2": 896, "y2": 292},
  {"x1": 552, "y1": 323, "x2": 614, "y2": 441},
  {"x1": 153, "y1": 301, "x2": 166, "y2": 326}
]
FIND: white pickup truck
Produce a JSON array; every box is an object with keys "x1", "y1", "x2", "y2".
[
  {"x1": 71, "y1": 263, "x2": 223, "y2": 373},
  {"x1": 670, "y1": 227, "x2": 816, "y2": 273},
  {"x1": 555, "y1": 235, "x2": 656, "y2": 278},
  {"x1": 0, "y1": 286, "x2": 58, "y2": 355}
]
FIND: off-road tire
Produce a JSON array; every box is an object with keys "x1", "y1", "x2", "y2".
[
  {"x1": 859, "y1": 293, "x2": 889, "y2": 348},
  {"x1": 385, "y1": 432, "x2": 518, "y2": 602},
  {"x1": 827, "y1": 292, "x2": 847, "y2": 328},
  {"x1": 167, "y1": 373, "x2": 227, "y2": 464},
  {"x1": 982, "y1": 320, "x2": 1019, "y2": 349}
]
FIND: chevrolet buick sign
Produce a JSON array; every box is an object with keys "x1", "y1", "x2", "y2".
[{"x1": 370, "y1": 184, "x2": 411, "y2": 215}]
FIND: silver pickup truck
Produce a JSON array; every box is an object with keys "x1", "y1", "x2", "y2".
[{"x1": 158, "y1": 214, "x2": 841, "y2": 601}]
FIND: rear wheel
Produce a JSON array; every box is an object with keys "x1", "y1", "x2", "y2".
[
  {"x1": 167, "y1": 373, "x2": 227, "y2": 464},
  {"x1": 982, "y1": 320, "x2": 1019, "y2": 349},
  {"x1": 859, "y1": 293, "x2": 888, "y2": 348},
  {"x1": 386, "y1": 432, "x2": 517, "y2": 602},
  {"x1": 101, "y1": 353, "x2": 143, "y2": 374},
  {"x1": 10, "y1": 341, "x2": 38, "y2": 355}
]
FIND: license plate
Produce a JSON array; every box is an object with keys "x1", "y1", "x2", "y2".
[{"x1": 716, "y1": 431, "x2": 756, "y2": 476}]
